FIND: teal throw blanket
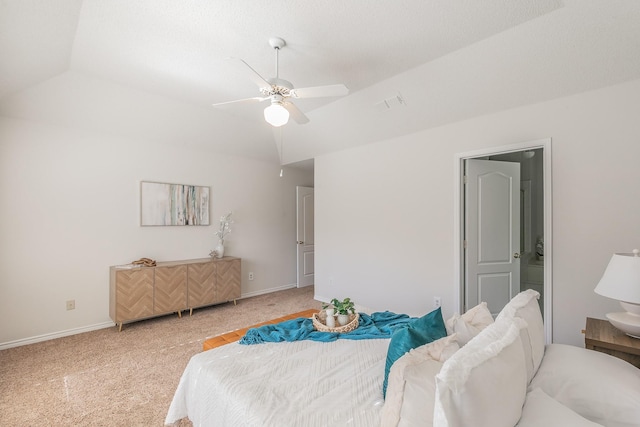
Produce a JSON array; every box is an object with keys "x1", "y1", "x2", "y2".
[{"x1": 239, "y1": 311, "x2": 414, "y2": 345}]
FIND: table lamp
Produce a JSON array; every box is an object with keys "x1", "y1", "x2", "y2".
[{"x1": 594, "y1": 249, "x2": 640, "y2": 338}]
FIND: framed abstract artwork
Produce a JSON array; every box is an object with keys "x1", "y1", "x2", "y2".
[{"x1": 140, "y1": 181, "x2": 210, "y2": 226}]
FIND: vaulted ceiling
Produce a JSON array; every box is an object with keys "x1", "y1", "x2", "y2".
[{"x1": 2, "y1": 0, "x2": 640, "y2": 165}]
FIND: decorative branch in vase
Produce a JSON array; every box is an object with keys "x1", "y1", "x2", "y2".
[{"x1": 210, "y1": 212, "x2": 233, "y2": 259}]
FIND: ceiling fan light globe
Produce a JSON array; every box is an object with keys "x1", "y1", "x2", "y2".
[{"x1": 264, "y1": 103, "x2": 289, "y2": 127}]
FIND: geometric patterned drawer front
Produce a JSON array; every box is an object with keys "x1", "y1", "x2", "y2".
[
  {"x1": 115, "y1": 269, "x2": 154, "y2": 322},
  {"x1": 187, "y1": 262, "x2": 217, "y2": 308},
  {"x1": 154, "y1": 265, "x2": 187, "y2": 314},
  {"x1": 216, "y1": 258, "x2": 241, "y2": 303}
]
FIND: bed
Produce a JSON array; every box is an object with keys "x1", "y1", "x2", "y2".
[
  {"x1": 165, "y1": 339, "x2": 388, "y2": 426},
  {"x1": 165, "y1": 290, "x2": 640, "y2": 427}
]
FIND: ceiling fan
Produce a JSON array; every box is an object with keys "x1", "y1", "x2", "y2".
[{"x1": 212, "y1": 37, "x2": 349, "y2": 127}]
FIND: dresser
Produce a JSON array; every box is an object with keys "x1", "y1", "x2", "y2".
[{"x1": 109, "y1": 257, "x2": 241, "y2": 330}]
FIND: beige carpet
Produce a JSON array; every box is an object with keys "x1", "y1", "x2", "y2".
[{"x1": 0, "y1": 286, "x2": 320, "y2": 426}]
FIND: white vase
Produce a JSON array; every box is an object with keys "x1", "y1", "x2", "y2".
[
  {"x1": 337, "y1": 314, "x2": 350, "y2": 326},
  {"x1": 215, "y1": 241, "x2": 225, "y2": 258},
  {"x1": 325, "y1": 309, "x2": 335, "y2": 328}
]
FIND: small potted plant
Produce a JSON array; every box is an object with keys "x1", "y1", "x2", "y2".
[{"x1": 323, "y1": 297, "x2": 356, "y2": 326}]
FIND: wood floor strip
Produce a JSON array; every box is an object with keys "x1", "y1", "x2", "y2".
[{"x1": 202, "y1": 308, "x2": 317, "y2": 351}]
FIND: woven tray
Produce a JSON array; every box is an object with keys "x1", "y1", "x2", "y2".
[{"x1": 312, "y1": 310, "x2": 359, "y2": 333}]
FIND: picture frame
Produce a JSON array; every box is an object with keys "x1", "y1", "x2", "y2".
[{"x1": 140, "y1": 181, "x2": 210, "y2": 226}]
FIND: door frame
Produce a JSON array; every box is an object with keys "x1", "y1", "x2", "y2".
[{"x1": 453, "y1": 138, "x2": 553, "y2": 343}]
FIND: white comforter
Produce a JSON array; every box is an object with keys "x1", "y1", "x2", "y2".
[{"x1": 165, "y1": 338, "x2": 390, "y2": 427}]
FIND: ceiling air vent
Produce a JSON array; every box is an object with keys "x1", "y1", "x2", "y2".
[{"x1": 374, "y1": 92, "x2": 406, "y2": 112}]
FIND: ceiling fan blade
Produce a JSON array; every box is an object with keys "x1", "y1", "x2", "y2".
[
  {"x1": 226, "y1": 57, "x2": 271, "y2": 89},
  {"x1": 282, "y1": 101, "x2": 310, "y2": 124},
  {"x1": 290, "y1": 84, "x2": 349, "y2": 99},
  {"x1": 212, "y1": 96, "x2": 268, "y2": 107}
]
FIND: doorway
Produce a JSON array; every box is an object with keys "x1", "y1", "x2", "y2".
[
  {"x1": 454, "y1": 139, "x2": 552, "y2": 342},
  {"x1": 296, "y1": 186, "x2": 315, "y2": 287}
]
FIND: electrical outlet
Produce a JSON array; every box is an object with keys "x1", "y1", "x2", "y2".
[
  {"x1": 66, "y1": 300, "x2": 75, "y2": 310},
  {"x1": 248, "y1": 272, "x2": 254, "y2": 280},
  {"x1": 433, "y1": 296, "x2": 441, "y2": 308}
]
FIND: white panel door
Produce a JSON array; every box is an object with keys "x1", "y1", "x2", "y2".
[
  {"x1": 465, "y1": 159, "x2": 520, "y2": 316},
  {"x1": 296, "y1": 186, "x2": 314, "y2": 287}
]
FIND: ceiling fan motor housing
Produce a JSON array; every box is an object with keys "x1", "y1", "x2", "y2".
[{"x1": 261, "y1": 78, "x2": 293, "y2": 97}]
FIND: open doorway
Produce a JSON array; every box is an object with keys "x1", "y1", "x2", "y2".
[
  {"x1": 454, "y1": 139, "x2": 552, "y2": 342},
  {"x1": 473, "y1": 149, "x2": 544, "y2": 316}
]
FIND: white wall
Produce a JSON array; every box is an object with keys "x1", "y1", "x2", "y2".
[
  {"x1": 0, "y1": 117, "x2": 313, "y2": 347},
  {"x1": 315, "y1": 78, "x2": 640, "y2": 347}
]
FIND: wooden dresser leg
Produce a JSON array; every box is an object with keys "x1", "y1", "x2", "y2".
[
  {"x1": 118, "y1": 323, "x2": 123, "y2": 332},
  {"x1": 233, "y1": 299, "x2": 237, "y2": 306},
  {"x1": 177, "y1": 310, "x2": 182, "y2": 318},
  {"x1": 190, "y1": 308, "x2": 193, "y2": 316}
]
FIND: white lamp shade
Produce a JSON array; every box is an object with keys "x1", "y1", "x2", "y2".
[
  {"x1": 264, "y1": 103, "x2": 289, "y2": 127},
  {"x1": 594, "y1": 250, "x2": 640, "y2": 304}
]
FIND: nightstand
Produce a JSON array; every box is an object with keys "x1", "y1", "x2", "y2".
[{"x1": 584, "y1": 317, "x2": 640, "y2": 368}]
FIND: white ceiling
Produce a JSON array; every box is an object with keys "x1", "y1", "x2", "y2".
[{"x1": 2, "y1": 0, "x2": 640, "y2": 165}]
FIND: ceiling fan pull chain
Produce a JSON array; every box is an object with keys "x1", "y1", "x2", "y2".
[{"x1": 279, "y1": 128, "x2": 284, "y2": 177}]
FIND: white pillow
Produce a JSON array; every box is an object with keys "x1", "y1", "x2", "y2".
[
  {"x1": 380, "y1": 335, "x2": 459, "y2": 427},
  {"x1": 497, "y1": 289, "x2": 544, "y2": 383},
  {"x1": 434, "y1": 316, "x2": 528, "y2": 427},
  {"x1": 516, "y1": 388, "x2": 604, "y2": 427},
  {"x1": 530, "y1": 344, "x2": 640, "y2": 427},
  {"x1": 446, "y1": 301, "x2": 494, "y2": 346}
]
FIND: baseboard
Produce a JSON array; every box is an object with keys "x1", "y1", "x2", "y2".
[
  {"x1": 240, "y1": 283, "x2": 297, "y2": 299},
  {"x1": 1, "y1": 285, "x2": 303, "y2": 350},
  {"x1": 0, "y1": 321, "x2": 114, "y2": 351},
  {"x1": 314, "y1": 294, "x2": 332, "y2": 305}
]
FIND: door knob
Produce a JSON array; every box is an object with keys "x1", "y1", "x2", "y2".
[
  {"x1": 297, "y1": 241, "x2": 304, "y2": 244},
  {"x1": 513, "y1": 253, "x2": 521, "y2": 259}
]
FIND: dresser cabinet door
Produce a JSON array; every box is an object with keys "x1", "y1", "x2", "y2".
[
  {"x1": 216, "y1": 258, "x2": 241, "y2": 303},
  {"x1": 154, "y1": 265, "x2": 187, "y2": 314},
  {"x1": 187, "y1": 262, "x2": 217, "y2": 308},
  {"x1": 114, "y1": 269, "x2": 154, "y2": 322}
]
